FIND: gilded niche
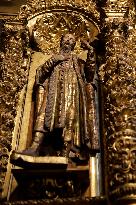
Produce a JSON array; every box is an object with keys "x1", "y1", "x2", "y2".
[
  {"x1": 7, "y1": 4, "x2": 101, "y2": 199},
  {"x1": 10, "y1": 3, "x2": 99, "y2": 163}
]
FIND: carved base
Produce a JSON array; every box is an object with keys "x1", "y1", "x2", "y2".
[{"x1": 8, "y1": 166, "x2": 90, "y2": 200}]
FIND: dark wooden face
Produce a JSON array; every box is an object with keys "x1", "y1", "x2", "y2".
[{"x1": 0, "y1": 0, "x2": 27, "y2": 13}]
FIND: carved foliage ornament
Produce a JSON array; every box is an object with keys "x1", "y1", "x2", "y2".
[
  {"x1": 99, "y1": 17, "x2": 136, "y2": 200},
  {"x1": 28, "y1": 12, "x2": 98, "y2": 54},
  {"x1": 106, "y1": 0, "x2": 134, "y2": 10},
  {"x1": 0, "y1": 22, "x2": 30, "y2": 195},
  {"x1": 19, "y1": 0, "x2": 100, "y2": 21}
]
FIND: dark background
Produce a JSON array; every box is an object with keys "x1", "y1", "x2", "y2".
[{"x1": 0, "y1": 0, "x2": 27, "y2": 13}]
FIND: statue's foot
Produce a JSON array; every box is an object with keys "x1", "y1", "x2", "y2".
[{"x1": 15, "y1": 148, "x2": 39, "y2": 157}]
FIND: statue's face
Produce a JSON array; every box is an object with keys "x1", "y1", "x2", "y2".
[{"x1": 61, "y1": 34, "x2": 76, "y2": 51}]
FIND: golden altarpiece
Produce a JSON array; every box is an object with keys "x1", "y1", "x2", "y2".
[{"x1": 0, "y1": 0, "x2": 136, "y2": 204}]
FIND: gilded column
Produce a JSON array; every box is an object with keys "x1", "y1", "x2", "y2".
[
  {"x1": 0, "y1": 17, "x2": 30, "y2": 198},
  {"x1": 99, "y1": 0, "x2": 136, "y2": 204}
]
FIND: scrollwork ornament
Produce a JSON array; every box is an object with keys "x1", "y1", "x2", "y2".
[
  {"x1": 18, "y1": 0, "x2": 100, "y2": 21},
  {"x1": 99, "y1": 8, "x2": 136, "y2": 202},
  {"x1": 29, "y1": 12, "x2": 98, "y2": 54},
  {"x1": 0, "y1": 22, "x2": 30, "y2": 196},
  {"x1": 106, "y1": 0, "x2": 135, "y2": 13}
]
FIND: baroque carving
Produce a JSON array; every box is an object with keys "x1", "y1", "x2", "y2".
[
  {"x1": 106, "y1": 0, "x2": 134, "y2": 10},
  {"x1": 0, "y1": 21, "x2": 30, "y2": 197},
  {"x1": 19, "y1": 0, "x2": 100, "y2": 21},
  {"x1": 9, "y1": 174, "x2": 88, "y2": 200},
  {"x1": 99, "y1": 3, "x2": 136, "y2": 201},
  {"x1": 29, "y1": 12, "x2": 98, "y2": 54},
  {"x1": 1, "y1": 0, "x2": 136, "y2": 204},
  {"x1": 1, "y1": 0, "x2": 101, "y2": 201}
]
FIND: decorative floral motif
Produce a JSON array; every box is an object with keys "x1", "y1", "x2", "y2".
[
  {"x1": 19, "y1": 0, "x2": 100, "y2": 20},
  {"x1": 99, "y1": 2, "x2": 136, "y2": 201},
  {"x1": 0, "y1": 21, "x2": 30, "y2": 196},
  {"x1": 29, "y1": 12, "x2": 98, "y2": 54}
]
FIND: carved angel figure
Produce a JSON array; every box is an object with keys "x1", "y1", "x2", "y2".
[{"x1": 19, "y1": 34, "x2": 99, "y2": 159}]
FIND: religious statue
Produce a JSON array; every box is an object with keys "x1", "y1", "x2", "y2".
[{"x1": 12, "y1": 33, "x2": 99, "y2": 161}]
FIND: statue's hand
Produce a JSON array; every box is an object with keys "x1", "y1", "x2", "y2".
[
  {"x1": 53, "y1": 54, "x2": 70, "y2": 62},
  {"x1": 80, "y1": 39, "x2": 92, "y2": 50}
]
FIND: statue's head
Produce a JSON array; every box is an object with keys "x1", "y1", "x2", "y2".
[{"x1": 60, "y1": 34, "x2": 76, "y2": 51}]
